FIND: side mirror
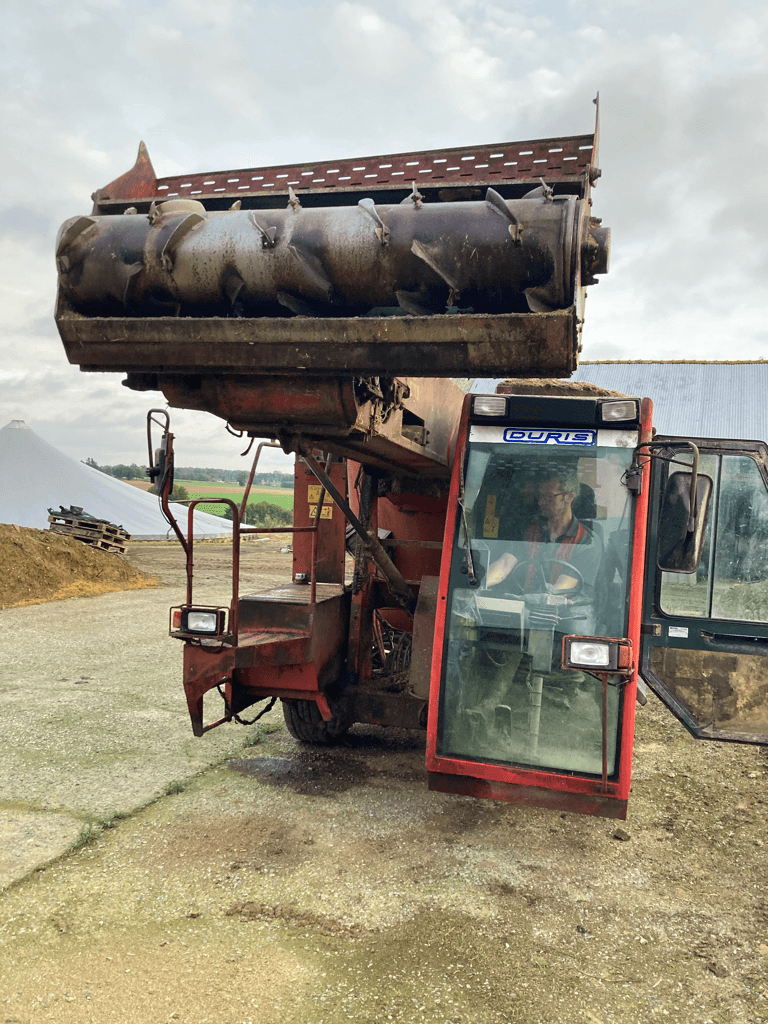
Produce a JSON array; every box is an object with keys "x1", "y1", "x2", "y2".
[
  {"x1": 146, "y1": 408, "x2": 173, "y2": 496},
  {"x1": 657, "y1": 470, "x2": 712, "y2": 573}
]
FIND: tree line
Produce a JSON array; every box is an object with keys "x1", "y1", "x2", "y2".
[
  {"x1": 85, "y1": 459, "x2": 293, "y2": 489},
  {"x1": 223, "y1": 502, "x2": 293, "y2": 527}
]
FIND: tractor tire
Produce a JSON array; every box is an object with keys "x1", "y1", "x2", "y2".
[{"x1": 281, "y1": 698, "x2": 351, "y2": 745}]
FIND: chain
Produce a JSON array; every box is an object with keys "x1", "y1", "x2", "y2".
[{"x1": 216, "y1": 682, "x2": 277, "y2": 725}]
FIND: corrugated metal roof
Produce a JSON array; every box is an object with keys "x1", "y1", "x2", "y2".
[
  {"x1": 472, "y1": 363, "x2": 768, "y2": 442},
  {"x1": 571, "y1": 363, "x2": 768, "y2": 441}
]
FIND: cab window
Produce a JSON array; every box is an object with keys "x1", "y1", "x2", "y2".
[{"x1": 660, "y1": 454, "x2": 768, "y2": 622}]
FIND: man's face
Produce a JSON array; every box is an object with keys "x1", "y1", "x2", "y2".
[{"x1": 538, "y1": 477, "x2": 574, "y2": 514}]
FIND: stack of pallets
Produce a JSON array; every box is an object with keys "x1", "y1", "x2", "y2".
[{"x1": 47, "y1": 506, "x2": 131, "y2": 554}]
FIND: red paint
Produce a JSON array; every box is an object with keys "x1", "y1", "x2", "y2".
[
  {"x1": 425, "y1": 395, "x2": 471, "y2": 766},
  {"x1": 428, "y1": 772, "x2": 628, "y2": 820},
  {"x1": 98, "y1": 135, "x2": 595, "y2": 204},
  {"x1": 425, "y1": 396, "x2": 655, "y2": 818},
  {"x1": 614, "y1": 396, "x2": 654, "y2": 801},
  {"x1": 293, "y1": 458, "x2": 347, "y2": 584}
]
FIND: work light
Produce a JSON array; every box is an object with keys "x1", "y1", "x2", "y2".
[
  {"x1": 562, "y1": 636, "x2": 633, "y2": 674},
  {"x1": 187, "y1": 610, "x2": 220, "y2": 633},
  {"x1": 600, "y1": 400, "x2": 638, "y2": 423},
  {"x1": 170, "y1": 606, "x2": 227, "y2": 637},
  {"x1": 473, "y1": 395, "x2": 507, "y2": 417},
  {"x1": 568, "y1": 640, "x2": 611, "y2": 668}
]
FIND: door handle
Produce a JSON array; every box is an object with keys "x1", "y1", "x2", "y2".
[{"x1": 701, "y1": 630, "x2": 768, "y2": 647}]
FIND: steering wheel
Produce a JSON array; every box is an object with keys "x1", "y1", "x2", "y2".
[{"x1": 503, "y1": 557, "x2": 584, "y2": 597}]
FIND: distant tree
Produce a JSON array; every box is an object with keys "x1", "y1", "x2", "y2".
[
  {"x1": 169, "y1": 484, "x2": 190, "y2": 502},
  {"x1": 175, "y1": 467, "x2": 242, "y2": 483},
  {"x1": 251, "y1": 471, "x2": 294, "y2": 489},
  {"x1": 169, "y1": 466, "x2": 294, "y2": 487},
  {"x1": 101, "y1": 463, "x2": 146, "y2": 481},
  {"x1": 91, "y1": 461, "x2": 155, "y2": 480},
  {"x1": 223, "y1": 501, "x2": 292, "y2": 527}
]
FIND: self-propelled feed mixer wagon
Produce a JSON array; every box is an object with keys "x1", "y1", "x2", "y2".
[{"x1": 55, "y1": 117, "x2": 768, "y2": 819}]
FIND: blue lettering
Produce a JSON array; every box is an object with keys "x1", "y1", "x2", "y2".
[{"x1": 502, "y1": 428, "x2": 596, "y2": 445}]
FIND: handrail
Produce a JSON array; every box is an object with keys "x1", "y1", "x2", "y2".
[
  {"x1": 238, "y1": 441, "x2": 283, "y2": 525},
  {"x1": 182, "y1": 499, "x2": 321, "y2": 643},
  {"x1": 147, "y1": 412, "x2": 325, "y2": 642},
  {"x1": 186, "y1": 499, "x2": 240, "y2": 634}
]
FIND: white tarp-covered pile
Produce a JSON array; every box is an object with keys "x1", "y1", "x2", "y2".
[{"x1": 0, "y1": 420, "x2": 233, "y2": 541}]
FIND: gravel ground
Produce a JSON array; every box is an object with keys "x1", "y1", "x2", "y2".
[{"x1": 0, "y1": 541, "x2": 766, "y2": 1023}]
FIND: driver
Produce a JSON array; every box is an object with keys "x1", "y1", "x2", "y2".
[{"x1": 486, "y1": 467, "x2": 602, "y2": 596}]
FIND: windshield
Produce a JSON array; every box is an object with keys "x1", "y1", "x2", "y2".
[{"x1": 437, "y1": 427, "x2": 637, "y2": 777}]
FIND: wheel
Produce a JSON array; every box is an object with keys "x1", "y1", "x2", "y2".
[
  {"x1": 281, "y1": 698, "x2": 351, "y2": 745},
  {"x1": 505, "y1": 557, "x2": 584, "y2": 595}
]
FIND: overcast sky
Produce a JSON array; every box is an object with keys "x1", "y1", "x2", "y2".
[{"x1": 2, "y1": 0, "x2": 767, "y2": 472}]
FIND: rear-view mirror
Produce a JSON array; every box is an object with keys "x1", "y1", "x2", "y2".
[{"x1": 657, "y1": 471, "x2": 713, "y2": 573}]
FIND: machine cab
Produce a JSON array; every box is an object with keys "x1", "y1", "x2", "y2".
[{"x1": 427, "y1": 390, "x2": 768, "y2": 818}]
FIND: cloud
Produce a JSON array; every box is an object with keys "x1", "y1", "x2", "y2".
[
  {"x1": 169, "y1": 0, "x2": 241, "y2": 28},
  {"x1": 0, "y1": 366, "x2": 294, "y2": 471},
  {"x1": 333, "y1": 3, "x2": 421, "y2": 79},
  {"x1": 0, "y1": 207, "x2": 51, "y2": 235},
  {"x1": 3, "y1": 0, "x2": 768, "y2": 469}
]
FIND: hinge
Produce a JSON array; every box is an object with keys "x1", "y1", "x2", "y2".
[
  {"x1": 641, "y1": 622, "x2": 661, "y2": 637},
  {"x1": 625, "y1": 464, "x2": 642, "y2": 494}
]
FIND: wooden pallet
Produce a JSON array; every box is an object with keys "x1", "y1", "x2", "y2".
[{"x1": 48, "y1": 512, "x2": 131, "y2": 554}]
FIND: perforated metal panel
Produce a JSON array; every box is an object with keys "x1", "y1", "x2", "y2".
[{"x1": 96, "y1": 134, "x2": 597, "y2": 208}]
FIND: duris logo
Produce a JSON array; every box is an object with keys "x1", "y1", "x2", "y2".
[{"x1": 502, "y1": 429, "x2": 596, "y2": 446}]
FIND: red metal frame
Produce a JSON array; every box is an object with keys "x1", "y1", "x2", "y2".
[
  {"x1": 96, "y1": 134, "x2": 597, "y2": 205},
  {"x1": 425, "y1": 396, "x2": 654, "y2": 819},
  {"x1": 156, "y1": 436, "x2": 345, "y2": 734},
  {"x1": 293, "y1": 458, "x2": 348, "y2": 587},
  {"x1": 173, "y1": 496, "x2": 330, "y2": 734},
  {"x1": 560, "y1": 634, "x2": 635, "y2": 793}
]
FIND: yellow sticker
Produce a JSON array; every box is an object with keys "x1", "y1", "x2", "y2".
[
  {"x1": 483, "y1": 495, "x2": 499, "y2": 537},
  {"x1": 483, "y1": 516, "x2": 499, "y2": 538},
  {"x1": 307, "y1": 485, "x2": 333, "y2": 504},
  {"x1": 309, "y1": 504, "x2": 333, "y2": 519}
]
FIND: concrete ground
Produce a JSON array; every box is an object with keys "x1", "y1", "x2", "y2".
[
  {"x1": 0, "y1": 540, "x2": 289, "y2": 889},
  {"x1": 0, "y1": 587, "x2": 249, "y2": 887},
  {"x1": 0, "y1": 542, "x2": 766, "y2": 1023}
]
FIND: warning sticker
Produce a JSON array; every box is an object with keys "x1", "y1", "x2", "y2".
[
  {"x1": 668, "y1": 625, "x2": 689, "y2": 638},
  {"x1": 307, "y1": 485, "x2": 333, "y2": 504},
  {"x1": 483, "y1": 494, "x2": 499, "y2": 538}
]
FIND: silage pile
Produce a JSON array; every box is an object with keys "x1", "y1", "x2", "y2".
[{"x1": 0, "y1": 524, "x2": 159, "y2": 609}]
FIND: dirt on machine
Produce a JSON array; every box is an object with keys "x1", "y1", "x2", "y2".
[{"x1": 54, "y1": 108, "x2": 768, "y2": 820}]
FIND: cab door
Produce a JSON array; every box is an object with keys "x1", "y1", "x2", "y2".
[{"x1": 641, "y1": 438, "x2": 768, "y2": 744}]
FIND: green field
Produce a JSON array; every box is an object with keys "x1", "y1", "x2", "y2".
[{"x1": 175, "y1": 481, "x2": 293, "y2": 518}]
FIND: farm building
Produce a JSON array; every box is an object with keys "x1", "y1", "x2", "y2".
[
  {"x1": 569, "y1": 361, "x2": 768, "y2": 440},
  {"x1": 473, "y1": 362, "x2": 768, "y2": 442},
  {"x1": 0, "y1": 420, "x2": 232, "y2": 541}
]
